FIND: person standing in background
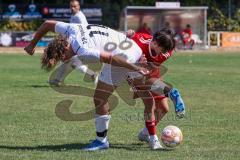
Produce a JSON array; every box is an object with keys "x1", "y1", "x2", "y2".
[{"x1": 69, "y1": 0, "x2": 88, "y2": 25}]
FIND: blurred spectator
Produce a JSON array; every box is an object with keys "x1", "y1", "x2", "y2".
[
  {"x1": 137, "y1": 23, "x2": 152, "y2": 35},
  {"x1": 181, "y1": 24, "x2": 195, "y2": 49},
  {"x1": 69, "y1": 0, "x2": 88, "y2": 25},
  {"x1": 163, "y1": 21, "x2": 175, "y2": 35},
  {"x1": 172, "y1": 16, "x2": 182, "y2": 37},
  {"x1": 164, "y1": 21, "x2": 170, "y2": 29}
]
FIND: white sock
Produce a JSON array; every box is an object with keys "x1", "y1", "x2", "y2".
[
  {"x1": 149, "y1": 135, "x2": 158, "y2": 142},
  {"x1": 95, "y1": 114, "x2": 111, "y2": 142},
  {"x1": 96, "y1": 136, "x2": 108, "y2": 143}
]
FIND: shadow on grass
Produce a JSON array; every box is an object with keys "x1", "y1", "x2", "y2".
[
  {"x1": 110, "y1": 143, "x2": 175, "y2": 152},
  {"x1": 28, "y1": 85, "x2": 50, "y2": 88},
  {"x1": 0, "y1": 143, "x2": 87, "y2": 151},
  {"x1": 110, "y1": 142, "x2": 146, "y2": 151},
  {"x1": 13, "y1": 85, "x2": 50, "y2": 88},
  {"x1": 0, "y1": 142, "x2": 175, "y2": 152},
  {"x1": 11, "y1": 84, "x2": 50, "y2": 88}
]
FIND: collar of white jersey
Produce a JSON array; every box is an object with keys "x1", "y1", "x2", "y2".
[{"x1": 72, "y1": 11, "x2": 81, "y2": 16}]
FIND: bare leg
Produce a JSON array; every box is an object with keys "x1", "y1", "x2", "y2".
[
  {"x1": 49, "y1": 61, "x2": 74, "y2": 86},
  {"x1": 94, "y1": 80, "x2": 116, "y2": 115},
  {"x1": 155, "y1": 98, "x2": 169, "y2": 124}
]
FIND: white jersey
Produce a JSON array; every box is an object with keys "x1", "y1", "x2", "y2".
[
  {"x1": 70, "y1": 11, "x2": 88, "y2": 25},
  {"x1": 55, "y1": 22, "x2": 142, "y2": 64},
  {"x1": 55, "y1": 22, "x2": 143, "y2": 86}
]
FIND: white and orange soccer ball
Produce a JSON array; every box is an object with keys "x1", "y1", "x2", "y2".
[{"x1": 161, "y1": 125, "x2": 183, "y2": 148}]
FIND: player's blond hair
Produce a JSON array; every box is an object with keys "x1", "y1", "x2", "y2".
[{"x1": 41, "y1": 35, "x2": 68, "y2": 71}]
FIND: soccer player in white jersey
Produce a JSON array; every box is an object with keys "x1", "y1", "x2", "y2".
[
  {"x1": 24, "y1": 20, "x2": 182, "y2": 151},
  {"x1": 49, "y1": 0, "x2": 93, "y2": 86}
]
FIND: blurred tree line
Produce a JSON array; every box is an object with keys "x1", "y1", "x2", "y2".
[{"x1": 0, "y1": 0, "x2": 240, "y2": 31}]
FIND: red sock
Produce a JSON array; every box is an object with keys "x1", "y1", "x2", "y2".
[{"x1": 145, "y1": 121, "x2": 156, "y2": 135}]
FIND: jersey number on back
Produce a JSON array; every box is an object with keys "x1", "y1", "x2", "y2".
[{"x1": 87, "y1": 24, "x2": 109, "y2": 37}]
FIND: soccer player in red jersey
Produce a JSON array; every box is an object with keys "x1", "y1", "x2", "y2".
[{"x1": 126, "y1": 28, "x2": 184, "y2": 149}]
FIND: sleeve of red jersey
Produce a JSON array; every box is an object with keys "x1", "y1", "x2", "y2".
[
  {"x1": 154, "y1": 50, "x2": 174, "y2": 65},
  {"x1": 131, "y1": 32, "x2": 152, "y2": 40}
]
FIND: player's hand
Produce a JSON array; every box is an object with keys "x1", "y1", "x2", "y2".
[
  {"x1": 137, "y1": 67, "x2": 149, "y2": 76},
  {"x1": 24, "y1": 43, "x2": 35, "y2": 55},
  {"x1": 138, "y1": 54, "x2": 148, "y2": 67},
  {"x1": 126, "y1": 29, "x2": 135, "y2": 38}
]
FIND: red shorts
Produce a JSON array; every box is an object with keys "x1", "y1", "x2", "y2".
[
  {"x1": 183, "y1": 38, "x2": 190, "y2": 45},
  {"x1": 151, "y1": 92, "x2": 167, "y2": 100}
]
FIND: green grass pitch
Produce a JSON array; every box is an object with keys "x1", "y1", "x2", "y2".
[{"x1": 0, "y1": 52, "x2": 240, "y2": 160}]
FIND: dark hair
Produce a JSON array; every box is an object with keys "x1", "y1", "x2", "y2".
[
  {"x1": 70, "y1": 0, "x2": 80, "y2": 4},
  {"x1": 41, "y1": 35, "x2": 68, "y2": 71},
  {"x1": 70, "y1": 0, "x2": 79, "y2": 3},
  {"x1": 153, "y1": 28, "x2": 175, "y2": 53},
  {"x1": 186, "y1": 24, "x2": 191, "y2": 28}
]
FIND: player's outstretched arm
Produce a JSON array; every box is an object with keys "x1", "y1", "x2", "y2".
[{"x1": 24, "y1": 20, "x2": 57, "y2": 55}]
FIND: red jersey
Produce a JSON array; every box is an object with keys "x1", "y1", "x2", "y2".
[
  {"x1": 183, "y1": 28, "x2": 192, "y2": 37},
  {"x1": 131, "y1": 33, "x2": 173, "y2": 78}
]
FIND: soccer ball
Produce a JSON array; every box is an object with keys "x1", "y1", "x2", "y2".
[{"x1": 161, "y1": 125, "x2": 183, "y2": 148}]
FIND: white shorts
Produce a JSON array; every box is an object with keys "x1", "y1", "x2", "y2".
[{"x1": 99, "y1": 41, "x2": 143, "y2": 86}]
